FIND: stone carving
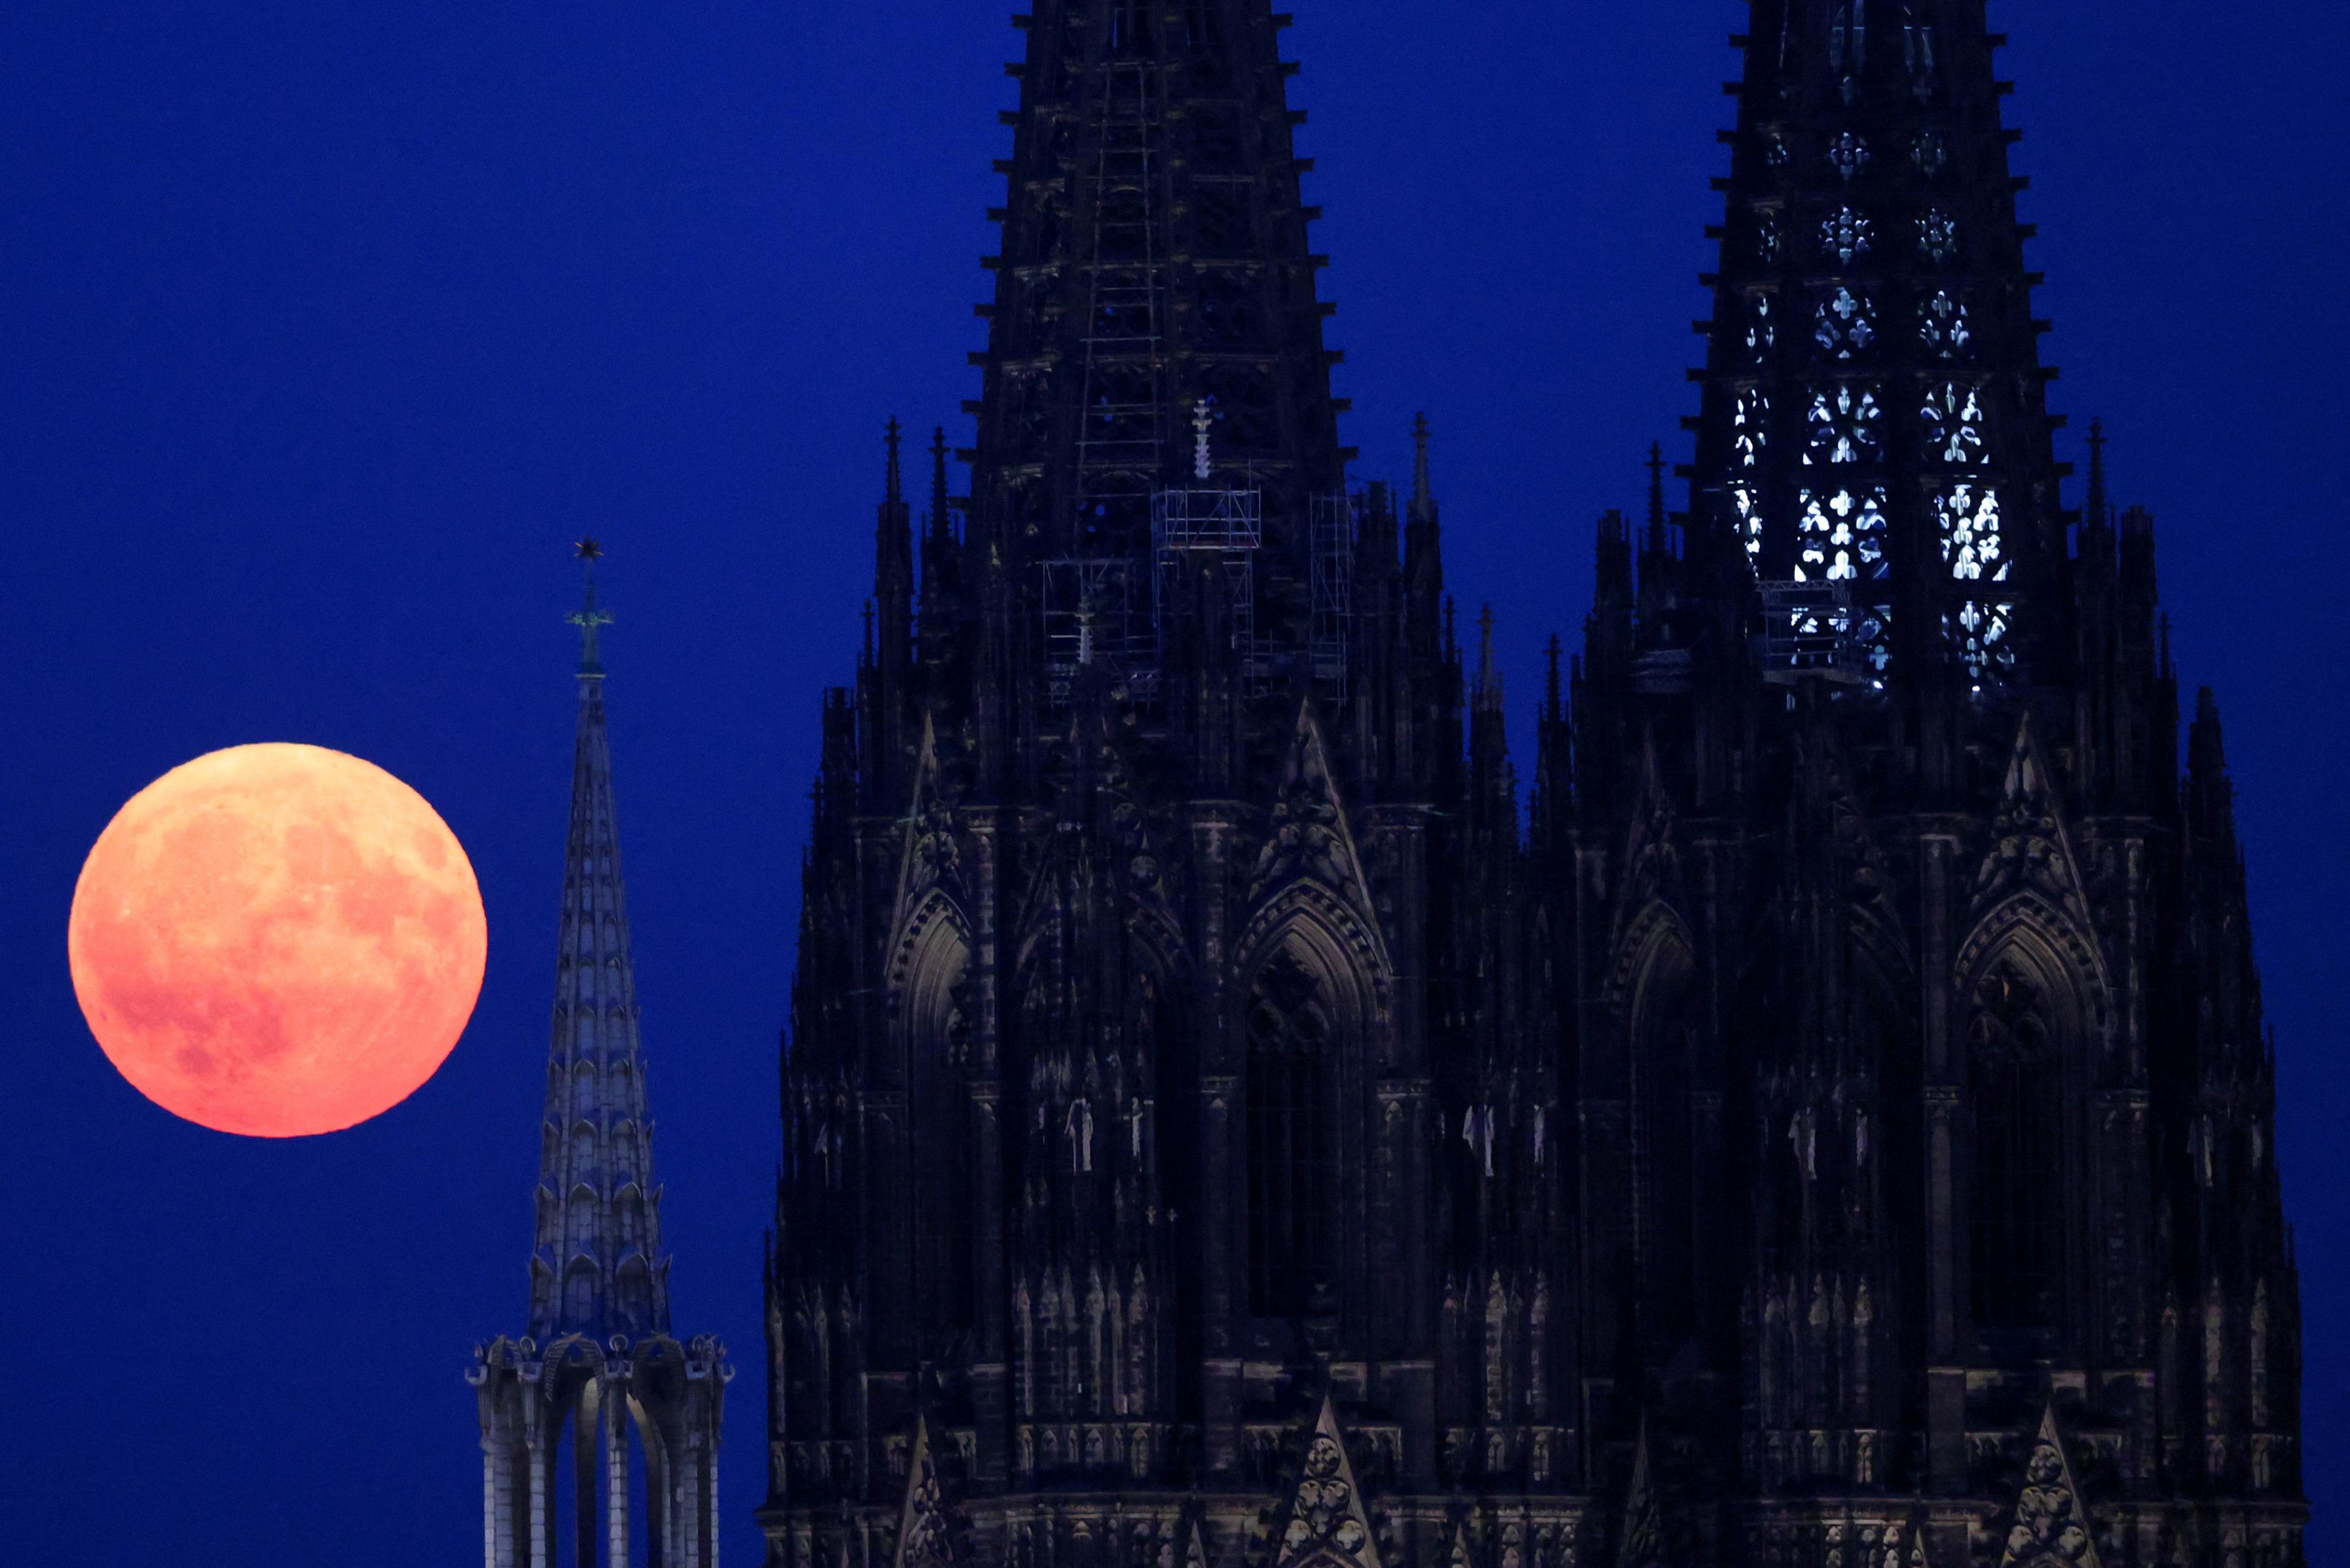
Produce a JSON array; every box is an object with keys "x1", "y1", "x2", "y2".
[
  {"x1": 894, "y1": 1416, "x2": 956, "y2": 1568},
  {"x1": 1998, "y1": 1407, "x2": 2101, "y2": 1568},
  {"x1": 1974, "y1": 715, "x2": 2087, "y2": 914},
  {"x1": 1272, "y1": 1399, "x2": 1383, "y2": 1568},
  {"x1": 1616, "y1": 1417, "x2": 1663, "y2": 1568}
]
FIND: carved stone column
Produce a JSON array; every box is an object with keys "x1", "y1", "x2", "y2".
[{"x1": 605, "y1": 1378, "x2": 630, "y2": 1568}]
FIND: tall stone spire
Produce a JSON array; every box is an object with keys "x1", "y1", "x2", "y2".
[
  {"x1": 1690, "y1": 0, "x2": 2067, "y2": 682},
  {"x1": 969, "y1": 0, "x2": 1348, "y2": 567},
  {"x1": 529, "y1": 537, "x2": 668, "y2": 1343},
  {"x1": 474, "y1": 543, "x2": 726, "y2": 1568}
]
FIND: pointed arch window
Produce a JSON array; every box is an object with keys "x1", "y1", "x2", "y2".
[
  {"x1": 1631, "y1": 938, "x2": 1700, "y2": 1331},
  {"x1": 1969, "y1": 958, "x2": 2062, "y2": 1329},
  {"x1": 909, "y1": 924, "x2": 976, "y2": 1334},
  {"x1": 1246, "y1": 952, "x2": 1334, "y2": 1317}
]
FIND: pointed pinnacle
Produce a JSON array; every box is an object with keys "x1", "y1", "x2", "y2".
[
  {"x1": 928, "y1": 427, "x2": 952, "y2": 537},
  {"x1": 1410, "y1": 413, "x2": 1433, "y2": 515}
]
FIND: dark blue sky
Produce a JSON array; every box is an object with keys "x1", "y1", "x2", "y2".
[{"x1": 3, "y1": 3, "x2": 2342, "y2": 1561}]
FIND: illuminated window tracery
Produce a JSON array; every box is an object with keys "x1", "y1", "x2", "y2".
[
  {"x1": 1919, "y1": 210, "x2": 1959, "y2": 263},
  {"x1": 1912, "y1": 130, "x2": 1948, "y2": 178},
  {"x1": 1935, "y1": 484, "x2": 2004, "y2": 583},
  {"x1": 1745, "y1": 295, "x2": 1777, "y2": 360},
  {"x1": 1821, "y1": 206, "x2": 1874, "y2": 267},
  {"x1": 1756, "y1": 215, "x2": 1783, "y2": 264},
  {"x1": 1805, "y1": 386, "x2": 1884, "y2": 466},
  {"x1": 1734, "y1": 390, "x2": 1770, "y2": 469},
  {"x1": 1920, "y1": 289, "x2": 1972, "y2": 359},
  {"x1": 1949, "y1": 600, "x2": 2015, "y2": 676},
  {"x1": 1828, "y1": 132, "x2": 1870, "y2": 183},
  {"x1": 1816, "y1": 288, "x2": 1878, "y2": 359},
  {"x1": 1731, "y1": 484, "x2": 1762, "y2": 561},
  {"x1": 1922, "y1": 384, "x2": 1986, "y2": 465},
  {"x1": 1799, "y1": 488, "x2": 1889, "y2": 584}
]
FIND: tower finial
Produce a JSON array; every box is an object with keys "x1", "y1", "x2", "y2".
[
  {"x1": 569, "y1": 537, "x2": 614, "y2": 676},
  {"x1": 929, "y1": 425, "x2": 953, "y2": 541},
  {"x1": 885, "y1": 417, "x2": 905, "y2": 506},
  {"x1": 1411, "y1": 413, "x2": 1433, "y2": 515},
  {"x1": 1474, "y1": 603, "x2": 1502, "y2": 709}
]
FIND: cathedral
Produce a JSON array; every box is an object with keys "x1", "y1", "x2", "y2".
[{"x1": 480, "y1": 3, "x2": 2310, "y2": 1566}]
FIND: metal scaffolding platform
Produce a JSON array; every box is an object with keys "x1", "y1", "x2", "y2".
[
  {"x1": 1310, "y1": 491, "x2": 1358, "y2": 695},
  {"x1": 1758, "y1": 580, "x2": 1871, "y2": 684},
  {"x1": 1040, "y1": 558, "x2": 1158, "y2": 704},
  {"x1": 1153, "y1": 485, "x2": 1266, "y2": 695}
]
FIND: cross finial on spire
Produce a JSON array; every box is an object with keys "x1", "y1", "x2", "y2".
[
  {"x1": 929, "y1": 425, "x2": 953, "y2": 539},
  {"x1": 1411, "y1": 413, "x2": 1433, "y2": 513},
  {"x1": 569, "y1": 537, "x2": 614, "y2": 676}
]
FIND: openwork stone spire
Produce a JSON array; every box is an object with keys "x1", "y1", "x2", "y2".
[
  {"x1": 1693, "y1": 0, "x2": 2066, "y2": 681},
  {"x1": 529, "y1": 538, "x2": 668, "y2": 1342},
  {"x1": 970, "y1": 0, "x2": 1347, "y2": 567}
]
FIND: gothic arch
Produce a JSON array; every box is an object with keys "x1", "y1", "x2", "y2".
[
  {"x1": 886, "y1": 889, "x2": 974, "y2": 1056},
  {"x1": 1233, "y1": 881, "x2": 1389, "y2": 1034},
  {"x1": 888, "y1": 890, "x2": 978, "y2": 1336},
  {"x1": 1600, "y1": 898, "x2": 1699, "y2": 1088},
  {"x1": 1952, "y1": 904, "x2": 2105, "y2": 1336},
  {"x1": 1226, "y1": 900, "x2": 1386, "y2": 1327},
  {"x1": 1619, "y1": 907, "x2": 1703, "y2": 1341},
  {"x1": 1954, "y1": 892, "x2": 2111, "y2": 1049}
]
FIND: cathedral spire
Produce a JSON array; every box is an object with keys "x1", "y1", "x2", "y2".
[
  {"x1": 530, "y1": 543, "x2": 668, "y2": 1343},
  {"x1": 1693, "y1": 0, "x2": 2065, "y2": 682},
  {"x1": 1411, "y1": 411, "x2": 1435, "y2": 521},
  {"x1": 876, "y1": 417, "x2": 916, "y2": 678},
  {"x1": 969, "y1": 0, "x2": 1346, "y2": 566}
]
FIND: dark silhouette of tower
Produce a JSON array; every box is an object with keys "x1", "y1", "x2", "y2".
[{"x1": 764, "y1": 5, "x2": 2305, "y2": 1566}]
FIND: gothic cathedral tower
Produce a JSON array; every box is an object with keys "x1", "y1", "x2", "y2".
[
  {"x1": 765, "y1": 5, "x2": 2304, "y2": 1567},
  {"x1": 474, "y1": 548, "x2": 731, "y2": 1568}
]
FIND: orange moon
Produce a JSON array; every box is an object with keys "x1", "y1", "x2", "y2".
[{"x1": 67, "y1": 744, "x2": 488, "y2": 1138}]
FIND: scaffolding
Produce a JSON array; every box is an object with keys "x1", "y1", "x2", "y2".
[
  {"x1": 1153, "y1": 485, "x2": 1266, "y2": 695},
  {"x1": 1040, "y1": 558, "x2": 1158, "y2": 704},
  {"x1": 1310, "y1": 491, "x2": 1358, "y2": 695},
  {"x1": 1758, "y1": 580, "x2": 1868, "y2": 684},
  {"x1": 1072, "y1": 61, "x2": 1168, "y2": 549}
]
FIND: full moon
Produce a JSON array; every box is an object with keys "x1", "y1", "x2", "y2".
[{"x1": 68, "y1": 744, "x2": 488, "y2": 1138}]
